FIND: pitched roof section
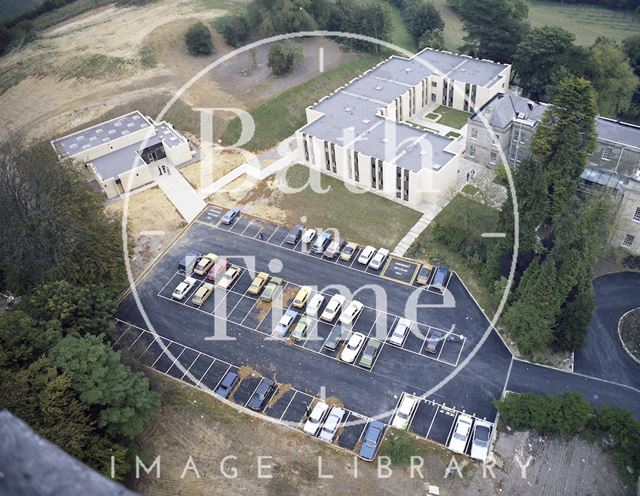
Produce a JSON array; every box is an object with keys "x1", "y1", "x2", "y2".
[
  {"x1": 471, "y1": 93, "x2": 548, "y2": 129},
  {"x1": 596, "y1": 117, "x2": 640, "y2": 150}
]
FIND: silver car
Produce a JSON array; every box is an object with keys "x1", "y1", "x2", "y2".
[{"x1": 319, "y1": 406, "x2": 345, "y2": 442}]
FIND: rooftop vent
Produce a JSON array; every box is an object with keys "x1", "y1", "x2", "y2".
[
  {"x1": 344, "y1": 106, "x2": 353, "y2": 112},
  {"x1": 516, "y1": 112, "x2": 525, "y2": 119},
  {"x1": 374, "y1": 85, "x2": 383, "y2": 91},
  {"x1": 382, "y1": 137, "x2": 390, "y2": 143},
  {"x1": 362, "y1": 119, "x2": 371, "y2": 124},
  {"x1": 404, "y1": 68, "x2": 412, "y2": 73},
  {"x1": 527, "y1": 101, "x2": 535, "y2": 111}
]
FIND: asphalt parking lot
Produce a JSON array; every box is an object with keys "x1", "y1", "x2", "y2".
[{"x1": 117, "y1": 206, "x2": 517, "y2": 452}]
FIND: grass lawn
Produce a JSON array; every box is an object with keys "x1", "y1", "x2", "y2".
[
  {"x1": 430, "y1": 105, "x2": 470, "y2": 129},
  {"x1": 221, "y1": 54, "x2": 382, "y2": 152},
  {"x1": 385, "y1": 1, "x2": 417, "y2": 54},
  {"x1": 278, "y1": 164, "x2": 422, "y2": 248},
  {"x1": 461, "y1": 183, "x2": 479, "y2": 195},
  {"x1": 407, "y1": 194, "x2": 499, "y2": 313},
  {"x1": 446, "y1": 130, "x2": 461, "y2": 139}
]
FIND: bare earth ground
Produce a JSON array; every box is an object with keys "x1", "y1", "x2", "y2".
[
  {"x1": 132, "y1": 372, "x2": 633, "y2": 496},
  {"x1": 180, "y1": 149, "x2": 246, "y2": 190}
]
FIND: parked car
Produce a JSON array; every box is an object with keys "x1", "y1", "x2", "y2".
[
  {"x1": 430, "y1": 267, "x2": 450, "y2": 293},
  {"x1": 214, "y1": 371, "x2": 238, "y2": 399},
  {"x1": 358, "y1": 338, "x2": 382, "y2": 368},
  {"x1": 306, "y1": 293, "x2": 325, "y2": 317},
  {"x1": 291, "y1": 316, "x2": 312, "y2": 341},
  {"x1": 301, "y1": 228, "x2": 317, "y2": 244},
  {"x1": 247, "y1": 378, "x2": 276, "y2": 411},
  {"x1": 357, "y1": 245, "x2": 376, "y2": 265},
  {"x1": 359, "y1": 420, "x2": 385, "y2": 461},
  {"x1": 192, "y1": 282, "x2": 214, "y2": 305},
  {"x1": 425, "y1": 329, "x2": 445, "y2": 353},
  {"x1": 206, "y1": 258, "x2": 228, "y2": 282},
  {"x1": 340, "y1": 242, "x2": 358, "y2": 262},
  {"x1": 248, "y1": 272, "x2": 270, "y2": 295},
  {"x1": 319, "y1": 406, "x2": 345, "y2": 442},
  {"x1": 218, "y1": 266, "x2": 241, "y2": 290},
  {"x1": 292, "y1": 286, "x2": 311, "y2": 308},
  {"x1": 321, "y1": 294, "x2": 346, "y2": 322},
  {"x1": 273, "y1": 310, "x2": 297, "y2": 338},
  {"x1": 340, "y1": 332, "x2": 365, "y2": 363},
  {"x1": 323, "y1": 238, "x2": 346, "y2": 258},
  {"x1": 221, "y1": 207, "x2": 240, "y2": 225},
  {"x1": 172, "y1": 277, "x2": 197, "y2": 300},
  {"x1": 285, "y1": 224, "x2": 304, "y2": 245},
  {"x1": 448, "y1": 414, "x2": 473, "y2": 454},
  {"x1": 312, "y1": 231, "x2": 333, "y2": 253},
  {"x1": 339, "y1": 300, "x2": 364, "y2": 326},
  {"x1": 261, "y1": 277, "x2": 283, "y2": 302},
  {"x1": 416, "y1": 263, "x2": 434, "y2": 285},
  {"x1": 389, "y1": 318, "x2": 412, "y2": 346},
  {"x1": 323, "y1": 325, "x2": 345, "y2": 351},
  {"x1": 391, "y1": 394, "x2": 418, "y2": 429},
  {"x1": 470, "y1": 419, "x2": 492, "y2": 461},
  {"x1": 178, "y1": 251, "x2": 201, "y2": 274},
  {"x1": 303, "y1": 401, "x2": 329, "y2": 435},
  {"x1": 368, "y1": 248, "x2": 389, "y2": 270},
  {"x1": 193, "y1": 253, "x2": 217, "y2": 276}
]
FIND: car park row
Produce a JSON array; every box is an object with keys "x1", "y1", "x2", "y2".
[
  {"x1": 160, "y1": 262, "x2": 467, "y2": 369},
  {"x1": 110, "y1": 321, "x2": 494, "y2": 461}
]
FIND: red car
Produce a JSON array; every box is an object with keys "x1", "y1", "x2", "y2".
[{"x1": 206, "y1": 258, "x2": 228, "y2": 282}]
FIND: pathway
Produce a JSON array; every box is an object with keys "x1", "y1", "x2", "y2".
[{"x1": 155, "y1": 165, "x2": 206, "y2": 223}]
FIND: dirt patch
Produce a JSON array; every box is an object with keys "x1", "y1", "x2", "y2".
[
  {"x1": 282, "y1": 286, "x2": 299, "y2": 307},
  {"x1": 267, "y1": 383, "x2": 292, "y2": 409},
  {"x1": 325, "y1": 397, "x2": 344, "y2": 409},
  {"x1": 238, "y1": 365, "x2": 259, "y2": 381},
  {"x1": 105, "y1": 186, "x2": 186, "y2": 278},
  {"x1": 179, "y1": 148, "x2": 245, "y2": 190}
]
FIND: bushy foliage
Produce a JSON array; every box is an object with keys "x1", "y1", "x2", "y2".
[
  {"x1": 268, "y1": 41, "x2": 304, "y2": 75},
  {"x1": 220, "y1": 15, "x2": 250, "y2": 47},
  {"x1": 185, "y1": 22, "x2": 214, "y2": 56}
]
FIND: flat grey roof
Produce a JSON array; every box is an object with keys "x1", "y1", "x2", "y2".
[
  {"x1": 52, "y1": 111, "x2": 152, "y2": 158},
  {"x1": 156, "y1": 122, "x2": 187, "y2": 149},
  {"x1": 415, "y1": 48, "x2": 507, "y2": 86},
  {"x1": 91, "y1": 135, "x2": 160, "y2": 180},
  {"x1": 596, "y1": 117, "x2": 640, "y2": 149}
]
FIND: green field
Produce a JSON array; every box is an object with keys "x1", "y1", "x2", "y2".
[
  {"x1": 221, "y1": 54, "x2": 382, "y2": 151},
  {"x1": 427, "y1": 105, "x2": 471, "y2": 129},
  {"x1": 386, "y1": 2, "x2": 417, "y2": 54}
]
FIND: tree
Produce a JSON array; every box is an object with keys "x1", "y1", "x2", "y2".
[
  {"x1": 0, "y1": 310, "x2": 61, "y2": 370},
  {"x1": 0, "y1": 139, "x2": 125, "y2": 293},
  {"x1": 184, "y1": 22, "x2": 214, "y2": 56},
  {"x1": 401, "y1": 0, "x2": 444, "y2": 44},
  {"x1": 327, "y1": 0, "x2": 393, "y2": 53},
  {"x1": 267, "y1": 41, "x2": 304, "y2": 76},
  {"x1": 52, "y1": 334, "x2": 160, "y2": 439},
  {"x1": 457, "y1": 0, "x2": 529, "y2": 63},
  {"x1": 419, "y1": 29, "x2": 446, "y2": 51},
  {"x1": 248, "y1": 0, "x2": 318, "y2": 36},
  {"x1": 221, "y1": 15, "x2": 250, "y2": 47},
  {"x1": 513, "y1": 26, "x2": 579, "y2": 100},
  {"x1": 0, "y1": 24, "x2": 13, "y2": 55},
  {"x1": 589, "y1": 37, "x2": 639, "y2": 117},
  {"x1": 622, "y1": 34, "x2": 640, "y2": 76}
]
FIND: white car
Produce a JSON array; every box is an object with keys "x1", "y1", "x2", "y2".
[
  {"x1": 218, "y1": 266, "x2": 241, "y2": 290},
  {"x1": 470, "y1": 419, "x2": 492, "y2": 461},
  {"x1": 340, "y1": 332, "x2": 365, "y2": 363},
  {"x1": 321, "y1": 295, "x2": 346, "y2": 322},
  {"x1": 448, "y1": 414, "x2": 474, "y2": 454},
  {"x1": 339, "y1": 300, "x2": 364, "y2": 326},
  {"x1": 319, "y1": 406, "x2": 345, "y2": 442},
  {"x1": 358, "y1": 245, "x2": 376, "y2": 264},
  {"x1": 391, "y1": 394, "x2": 418, "y2": 430},
  {"x1": 172, "y1": 277, "x2": 197, "y2": 300},
  {"x1": 303, "y1": 401, "x2": 329, "y2": 435},
  {"x1": 306, "y1": 293, "x2": 326, "y2": 317},
  {"x1": 301, "y1": 228, "x2": 317, "y2": 244},
  {"x1": 389, "y1": 318, "x2": 412, "y2": 346},
  {"x1": 368, "y1": 248, "x2": 389, "y2": 270}
]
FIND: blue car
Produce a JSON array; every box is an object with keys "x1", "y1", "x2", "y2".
[
  {"x1": 359, "y1": 420, "x2": 385, "y2": 461},
  {"x1": 430, "y1": 267, "x2": 450, "y2": 293},
  {"x1": 221, "y1": 207, "x2": 240, "y2": 225},
  {"x1": 214, "y1": 371, "x2": 238, "y2": 399}
]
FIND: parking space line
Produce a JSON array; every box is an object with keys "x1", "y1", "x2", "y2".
[
  {"x1": 370, "y1": 315, "x2": 396, "y2": 370},
  {"x1": 424, "y1": 403, "x2": 440, "y2": 439},
  {"x1": 452, "y1": 339, "x2": 466, "y2": 367},
  {"x1": 240, "y1": 218, "x2": 257, "y2": 236},
  {"x1": 279, "y1": 391, "x2": 298, "y2": 421},
  {"x1": 181, "y1": 352, "x2": 202, "y2": 380},
  {"x1": 244, "y1": 377, "x2": 264, "y2": 408},
  {"x1": 301, "y1": 318, "x2": 320, "y2": 348},
  {"x1": 444, "y1": 411, "x2": 459, "y2": 446},
  {"x1": 137, "y1": 338, "x2": 156, "y2": 360},
  {"x1": 212, "y1": 364, "x2": 233, "y2": 393},
  {"x1": 165, "y1": 348, "x2": 186, "y2": 373},
  {"x1": 195, "y1": 359, "x2": 216, "y2": 388},
  {"x1": 112, "y1": 325, "x2": 130, "y2": 346},
  {"x1": 266, "y1": 225, "x2": 279, "y2": 244}
]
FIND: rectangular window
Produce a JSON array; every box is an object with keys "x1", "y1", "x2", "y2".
[
  {"x1": 633, "y1": 206, "x2": 640, "y2": 223},
  {"x1": 622, "y1": 233, "x2": 635, "y2": 247},
  {"x1": 470, "y1": 128, "x2": 477, "y2": 140},
  {"x1": 330, "y1": 143, "x2": 337, "y2": 173},
  {"x1": 378, "y1": 160, "x2": 384, "y2": 190},
  {"x1": 404, "y1": 169, "x2": 409, "y2": 201},
  {"x1": 490, "y1": 151, "x2": 497, "y2": 164},
  {"x1": 431, "y1": 81, "x2": 437, "y2": 87},
  {"x1": 431, "y1": 93, "x2": 436, "y2": 102},
  {"x1": 602, "y1": 146, "x2": 613, "y2": 161},
  {"x1": 371, "y1": 157, "x2": 376, "y2": 188},
  {"x1": 303, "y1": 136, "x2": 309, "y2": 162},
  {"x1": 513, "y1": 129, "x2": 520, "y2": 142},
  {"x1": 324, "y1": 141, "x2": 330, "y2": 171},
  {"x1": 469, "y1": 145, "x2": 476, "y2": 158},
  {"x1": 354, "y1": 153, "x2": 360, "y2": 182}
]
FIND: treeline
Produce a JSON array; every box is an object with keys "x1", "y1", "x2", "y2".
[
  {"x1": 538, "y1": 0, "x2": 640, "y2": 10},
  {"x1": 495, "y1": 392, "x2": 640, "y2": 483},
  {"x1": 0, "y1": 138, "x2": 159, "y2": 479},
  {"x1": 388, "y1": 0, "x2": 445, "y2": 49}
]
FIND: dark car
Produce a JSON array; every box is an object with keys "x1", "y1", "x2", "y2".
[
  {"x1": 285, "y1": 224, "x2": 304, "y2": 245},
  {"x1": 214, "y1": 371, "x2": 238, "y2": 399},
  {"x1": 311, "y1": 231, "x2": 333, "y2": 253},
  {"x1": 221, "y1": 207, "x2": 240, "y2": 225},
  {"x1": 323, "y1": 325, "x2": 346, "y2": 351},
  {"x1": 247, "y1": 378, "x2": 276, "y2": 411},
  {"x1": 430, "y1": 267, "x2": 450, "y2": 293},
  {"x1": 425, "y1": 329, "x2": 445, "y2": 353},
  {"x1": 359, "y1": 420, "x2": 385, "y2": 461}
]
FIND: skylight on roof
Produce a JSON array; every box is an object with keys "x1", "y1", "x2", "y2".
[
  {"x1": 344, "y1": 106, "x2": 353, "y2": 112},
  {"x1": 374, "y1": 86, "x2": 383, "y2": 91},
  {"x1": 362, "y1": 119, "x2": 371, "y2": 124}
]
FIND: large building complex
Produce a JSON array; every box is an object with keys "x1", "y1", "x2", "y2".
[
  {"x1": 295, "y1": 48, "x2": 511, "y2": 207},
  {"x1": 52, "y1": 111, "x2": 197, "y2": 199},
  {"x1": 465, "y1": 93, "x2": 640, "y2": 255}
]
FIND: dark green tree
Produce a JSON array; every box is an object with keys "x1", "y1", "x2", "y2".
[
  {"x1": 267, "y1": 41, "x2": 304, "y2": 76},
  {"x1": 401, "y1": 0, "x2": 444, "y2": 45},
  {"x1": 52, "y1": 334, "x2": 160, "y2": 439},
  {"x1": 622, "y1": 34, "x2": 640, "y2": 76},
  {"x1": 0, "y1": 310, "x2": 61, "y2": 370},
  {"x1": 457, "y1": 0, "x2": 529, "y2": 62},
  {"x1": 221, "y1": 15, "x2": 250, "y2": 47},
  {"x1": 327, "y1": 0, "x2": 392, "y2": 53},
  {"x1": 185, "y1": 22, "x2": 214, "y2": 56}
]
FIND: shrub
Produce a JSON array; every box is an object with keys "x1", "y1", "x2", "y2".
[
  {"x1": 379, "y1": 429, "x2": 420, "y2": 465},
  {"x1": 267, "y1": 41, "x2": 303, "y2": 76},
  {"x1": 220, "y1": 15, "x2": 250, "y2": 47},
  {"x1": 184, "y1": 22, "x2": 213, "y2": 56}
]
